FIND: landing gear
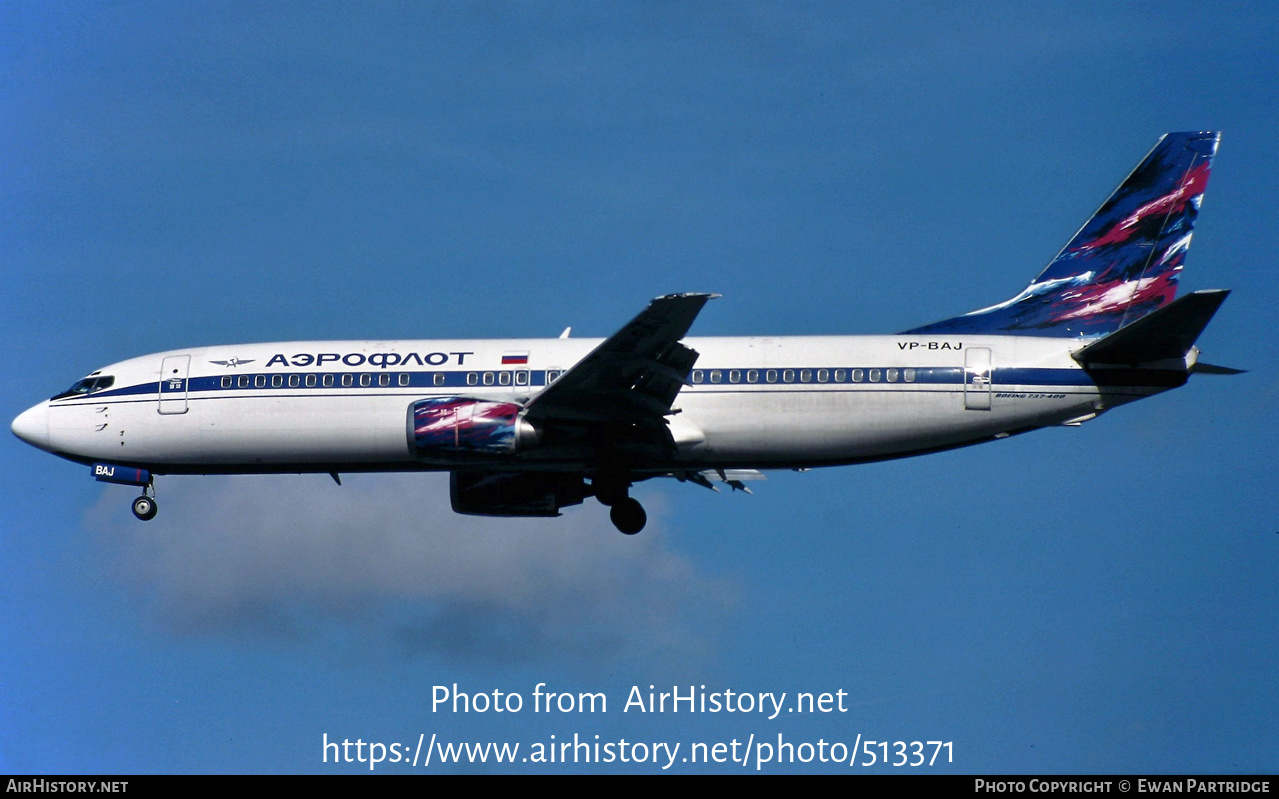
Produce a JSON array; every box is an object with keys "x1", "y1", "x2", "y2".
[
  {"x1": 131, "y1": 479, "x2": 158, "y2": 521},
  {"x1": 609, "y1": 497, "x2": 646, "y2": 535},
  {"x1": 593, "y1": 473, "x2": 646, "y2": 534},
  {"x1": 593, "y1": 470, "x2": 648, "y2": 534},
  {"x1": 595, "y1": 484, "x2": 624, "y2": 507},
  {"x1": 131, "y1": 493, "x2": 158, "y2": 521}
]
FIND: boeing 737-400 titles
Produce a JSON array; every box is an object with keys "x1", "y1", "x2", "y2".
[{"x1": 12, "y1": 132, "x2": 1239, "y2": 534}]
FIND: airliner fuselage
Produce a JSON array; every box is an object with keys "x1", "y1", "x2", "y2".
[
  {"x1": 15, "y1": 334, "x2": 1136, "y2": 475},
  {"x1": 10, "y1": 132, "x2": 1233, "y2": 534}
]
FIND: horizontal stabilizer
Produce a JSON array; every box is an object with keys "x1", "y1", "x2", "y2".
[
  {"x1": 1190, "y1": 362, "x2": 1246, "y2": 375},
  {"x1": 1073, "y1": 289, "x2": 1229, "y2": 367}
]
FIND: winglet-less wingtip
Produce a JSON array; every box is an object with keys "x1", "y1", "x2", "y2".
[{"x1": 656, "y1": 292, "x2": 721, "y2": 302}]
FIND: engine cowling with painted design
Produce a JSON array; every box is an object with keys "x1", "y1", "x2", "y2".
[{"x1": 408, "y1": 397, "x2": 540, "y2": 458}]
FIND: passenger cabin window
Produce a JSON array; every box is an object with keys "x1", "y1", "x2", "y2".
[
  {"x1": 342, "y1": 374, "x2": 353, "y2": 387},
  {"x1": 272, "y1": 375, "x2": 283, "y2": 388},
  {"x1": 691, "y1": 370, "x2": 704, "y2": 384},
  {"x1": 434, "y1": 373, "x2": 446, "y2": 387},
  {"x1": 515, "y1": 371, "x2": 528, "y2": 386},
  {"x1": 398, "y1": 374, "x2": 409, "y2": 387},
  {"x1": 220, "y1": 376, "x2": 232, "y2": 389}
]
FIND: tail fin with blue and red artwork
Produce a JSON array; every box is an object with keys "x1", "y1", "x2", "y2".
[{"x1": 906, "y1": 132, "x2": 1220, "y2": 337}]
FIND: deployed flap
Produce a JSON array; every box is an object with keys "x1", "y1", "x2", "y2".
[
  {"x1": 1073, "y1": 289, "x2": 1229, "y2": 367},
  {"x1": 523, "y1": 293, "x2": 717, "y2": 423},
  {"x1": 673, "y1": 468, "x2": 766, "y2": 493}
]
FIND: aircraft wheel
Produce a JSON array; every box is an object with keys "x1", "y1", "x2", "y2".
[
  {"x1": 131, "y1": 495, "x2": 158, "y2": 521},
  {"x1": 594, "y1": 480, "x2": 626, "y2": 507},
  {"x1": 610, "y1": 497, "x2": 646, "y2": 535},
  {"x1": 593, "y1": 475, "x2": 629, "y2": 508}
]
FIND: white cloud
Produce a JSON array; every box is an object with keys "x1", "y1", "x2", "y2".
[{"x1": 84, "y1": 474, "x2": 736, "y2": 670}]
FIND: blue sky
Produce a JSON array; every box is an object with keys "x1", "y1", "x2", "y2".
[{"x1": 2, "y1": 1, "x2": 1276, "y2": 773}]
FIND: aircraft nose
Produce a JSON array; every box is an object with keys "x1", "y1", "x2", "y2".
[{"x1": 12, "y1": 401, "x2": 51, "y2": 451}]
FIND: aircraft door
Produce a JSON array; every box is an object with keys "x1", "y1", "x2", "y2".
[
  {"x1": 964, "y1": 347, "x2": 992, "y2": 411},
  {"x1": 158, "y1": 355, "x2": 191, "y2": 414}
]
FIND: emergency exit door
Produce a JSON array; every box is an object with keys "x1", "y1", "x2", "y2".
[{"x1": 964, "y1": 348, "x2": 992, "y2": 411}]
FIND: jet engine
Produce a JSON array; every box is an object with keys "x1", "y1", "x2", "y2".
[
  {"x1": 450, "y1": 470, "x2": 590, "y2": 517},
  {"x1": 408, "y1": 397, "x2": 540, "y2": 458}
]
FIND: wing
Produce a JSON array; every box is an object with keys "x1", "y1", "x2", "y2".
[{"x1": 523, "y1": 293, "x2": 717, "y2": 425}]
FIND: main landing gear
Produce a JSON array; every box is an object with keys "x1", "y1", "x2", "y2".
[
  {"x1": 131, "y1": 485, "x2": 158, "y2": 521},
  {"x1": 594, "y1": 476, "x2": 647, "y2": 535},
  {"x1": 609, "y1": 497, "x2": 647, "y2": 535}
]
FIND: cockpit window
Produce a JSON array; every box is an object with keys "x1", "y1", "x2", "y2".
[
  {"x1": 60, "y1": 378, "x2": 96, "y2": 397},
  {"x1": 51, "y1": 375, "x2": 115, "y2": 400}
]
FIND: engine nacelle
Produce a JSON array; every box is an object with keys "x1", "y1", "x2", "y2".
[
  {"x1": 409, "y1": 397, "x2": 540, "y2": 458},
  {"x1": 450, "y1": 471, "x2": 590, "y2": 517}
]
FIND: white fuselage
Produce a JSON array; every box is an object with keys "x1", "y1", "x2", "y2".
[{"x1": 18, "y1": 334, "x2": 1151, "y2": 476}]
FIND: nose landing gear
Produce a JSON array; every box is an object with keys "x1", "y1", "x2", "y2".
[
  {"x1": 131, "y1": 484, "x2": 158, "y2": 521},
  {"x1": 92, "y1": 463, "x2": 159, "y2": 521},
  {"x1": 131, "y1": 495, "x2": 158, "y2": 521}
]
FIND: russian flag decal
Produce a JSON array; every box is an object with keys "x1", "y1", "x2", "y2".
[{"x1": 501, "y1": 352, "x2": 529, "y2": 365}]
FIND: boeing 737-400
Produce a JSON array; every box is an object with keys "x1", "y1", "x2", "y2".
[{"x1": 12, "y1": 132, "x2": 1238, "y2": 534}]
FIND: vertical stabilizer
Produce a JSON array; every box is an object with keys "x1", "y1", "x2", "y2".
[{"x1": 907, "y1": 132, "x2": 1220, "y2": 337}]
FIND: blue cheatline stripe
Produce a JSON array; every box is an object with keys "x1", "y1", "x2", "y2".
[
  {"x1": 65, "y1": 369, "x2": 552, "y2": 401},
  {"x1": 53, "y1": 365, "x2": 1151, "y2": 403},
  {"x1": 688, "y1": 367, "x2": 1096, "y2": 387}
]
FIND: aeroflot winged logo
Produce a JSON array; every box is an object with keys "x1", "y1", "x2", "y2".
[{"x1": 209, "y1": 358, "x2": 255, "y2": 368}]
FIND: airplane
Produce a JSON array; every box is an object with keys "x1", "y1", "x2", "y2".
[{"x1": 11, "y1": 131, "x2": 1240, "y2": 535}]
